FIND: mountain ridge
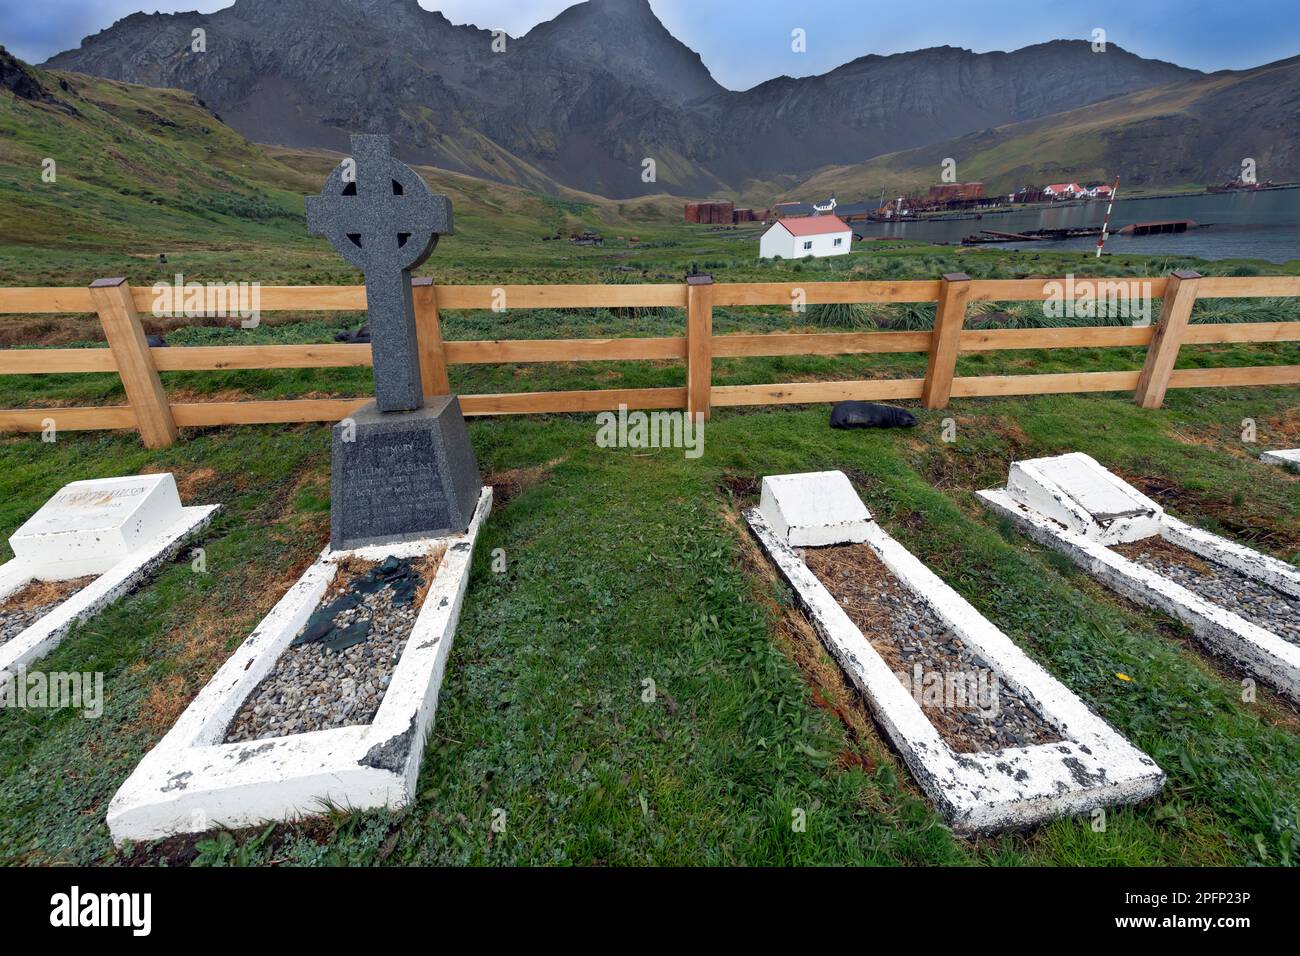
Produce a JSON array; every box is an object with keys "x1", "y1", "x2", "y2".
[
  {"x1": 44, "y1": 0, "x2": 1209, "y2": 197},
  {"x1": 788, "y1": 53, "x2": 1300, "y2": 200}
]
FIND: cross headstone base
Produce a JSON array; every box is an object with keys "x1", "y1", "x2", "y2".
[{"x1": 330, "y1": 396, "x2": 482, "y2": 552}]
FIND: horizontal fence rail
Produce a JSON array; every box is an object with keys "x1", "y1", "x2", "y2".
[{"x1": 0, "y1": 272, "x2": 1297, "y2": 447}]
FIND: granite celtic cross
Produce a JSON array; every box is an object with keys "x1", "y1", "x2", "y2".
[{"x1": 306, "y1": 134, "x2": 453, "y2": 412}]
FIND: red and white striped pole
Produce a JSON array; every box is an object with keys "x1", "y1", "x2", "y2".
[{"x1": 1096, "y1": 175, "x2": 1120, "y2": 257}]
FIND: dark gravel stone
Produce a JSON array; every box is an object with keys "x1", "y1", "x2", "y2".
[
  {"x1": 1117, "y1": 539, "x2": 1300, "y2": 647},
  {"x1": 804, "y1": 544, "x2": 1061, "y2": 754},
  {"x1": 223, "y1": 554, "x2": 438, "y2": 743},
  {"x1": 0, "y1": 578, "x2": 94, "y2": 646}
]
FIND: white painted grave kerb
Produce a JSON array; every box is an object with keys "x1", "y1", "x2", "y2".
[
  {"x1": 979, "y1": 453, "x2": 1300, "y2": 703},
  {"x1": 748, "y1": 471, "x2": 1163, "y2": 833},
  {"x1": 107, "y1": 487, "x2": 493, "y2": 845},
  {"x1": 1261, "y1": 449, "x2": 1300, "y2": 474},
  {"x1": 0, "y1": 474, "x2": 219, "y2": 677}
]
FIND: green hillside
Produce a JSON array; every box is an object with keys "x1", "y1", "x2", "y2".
[
  {"x1": 788, "y1": 58, "x2": 1300, "y2": 200},
  {"x1": 0, "y1": 55, "x2": 688, "y2": 291}
]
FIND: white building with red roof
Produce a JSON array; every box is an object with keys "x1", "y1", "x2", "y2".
[
  {"x1": 759, "y1": 214, "x2": 853, "y2": 259},
  {"x1": 1043, "y1": 183, "x2": 1083, "y2": 199}
]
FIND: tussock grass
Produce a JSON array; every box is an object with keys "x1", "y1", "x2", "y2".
[{"x1": 804, "y1": 301, "x2": 875, "y2": 329}]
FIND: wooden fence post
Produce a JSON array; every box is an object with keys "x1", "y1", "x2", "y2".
[
  {"x1": 1134, "y1": 270, "x2": 1202, "y2": 409},
  {"x1": 89, "y1": 277, "x2": 177, "y2": 448},
  {"x1": 686, "y1": 274, "x2": 714, "y2": 420},
  {"x1": 412, "y1": 277, "x2": 451, "y2": 396},
  {"x1": 920, "y1": 272, "x2": 972, "y2": 409}
]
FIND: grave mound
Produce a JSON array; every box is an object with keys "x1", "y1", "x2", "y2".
[
  {"x1": 980, "y1": 453, "x2": 1300, "y2": 703},
  {"x1": 225, "y1": 553, "x2": 444, "y2": 741},
  {"x1": 0, "y1": 577, "x2": 95, "y2": 647},
  {"x1": 749, "y1": 470, "x2": 1164, "y2": 832},
  {"x1": 804, "y1": 544, "x2": 1059, "y2": 752}
]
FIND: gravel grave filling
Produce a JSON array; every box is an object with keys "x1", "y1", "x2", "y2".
[
  {"x1": 1113, "y1": 536, "x2": 1300, "y2": 647},
  {"x1": 802, "y1": 544, "x2": 1061, "y2": 753},
  {"x1": 0, "y1": 576, "x2": 97, "y2": 647},
  {"x1": 224, "y1": 551, "x2": 444, "y2": 743}
]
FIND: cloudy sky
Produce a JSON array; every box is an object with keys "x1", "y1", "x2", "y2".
[{"x1": 3, "y1": 0, "x2": 1297, "y2": 89}]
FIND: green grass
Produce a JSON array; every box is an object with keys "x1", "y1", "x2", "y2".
[
  {"x1": 0, "y1": 62, "x2": 1297, "y2": 868},
  {"x1": 0, "y1": 381, "x2": 1297, "y2": 866}
]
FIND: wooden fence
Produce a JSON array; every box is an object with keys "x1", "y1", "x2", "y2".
[{"x1": 1, "y1": 271, "x2": 1298, "y2": 448}]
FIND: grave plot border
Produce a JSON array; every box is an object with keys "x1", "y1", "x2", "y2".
[
  {"x1": 1261, "y1": 449, "x2": 1300, "y2": 473},
  {"x1": 0, "y1": 505, "x2": 220, "y2": 677},
  {"x1": 978, "y1": 487, "x2": 1300, "y2": 704},
  {"x1": 745, "y1": 503, "x2": 1164, "y2": 833},
  {"x1": 107, "y1": 488, "x2": 492, "y2": 845}
]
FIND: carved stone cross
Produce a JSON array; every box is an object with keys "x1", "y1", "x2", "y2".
[{"x1": 306, "y1": 134, "x2": 453, "y2": 412}]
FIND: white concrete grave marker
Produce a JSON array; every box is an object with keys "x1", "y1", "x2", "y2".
[
  {"x1": 0, "y1": 474, "x2": 219, "y2": 677},
  {"x1": 746, "y1": 470, "x2": 1164, "y2": 833},
  {"x1": 1261, "y1": 449, "x2": 1300, "y2": 474},
  {"x1": 980, "y1": 454, "x2": 1300, "y2": 703},
  {"x1": 1006, "y1": 452, "x2": 1163, "y2": 544},
  {"x1": 759, "y1": 470, "x2": 872, "y2": 546},
  {"x1": 11, "y1": 474, "x2": 184, "y2": 579}
]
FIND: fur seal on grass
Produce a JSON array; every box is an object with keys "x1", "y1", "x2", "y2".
[
  {"x1": 830, "y1": 401, "x2": 918, "y2": 430},
  {"x1": 335, "y1": 325, "x2": 371, "y2": 344}
]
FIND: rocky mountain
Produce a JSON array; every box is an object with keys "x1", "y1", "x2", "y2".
[
  {"x1": 45, "y1": 0, "x2": 1201, "y2": 197},
  {"x1": 523, "y1": 0, "x2": 722, "y2": 103},
  {"x1": 793, "y1": 55, "x2": 1300, "y2": 198},
  {"x1": 703, "y1": 41, "x2": 1198, "y2": 183}
]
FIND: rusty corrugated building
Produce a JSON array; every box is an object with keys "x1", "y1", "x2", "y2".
[
  {"x1": 927, "y1": 183, "x2": 986, "y2": 202},
  {"x1": 684, "y1": 201, "x2": 735, "y2": 224}
]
